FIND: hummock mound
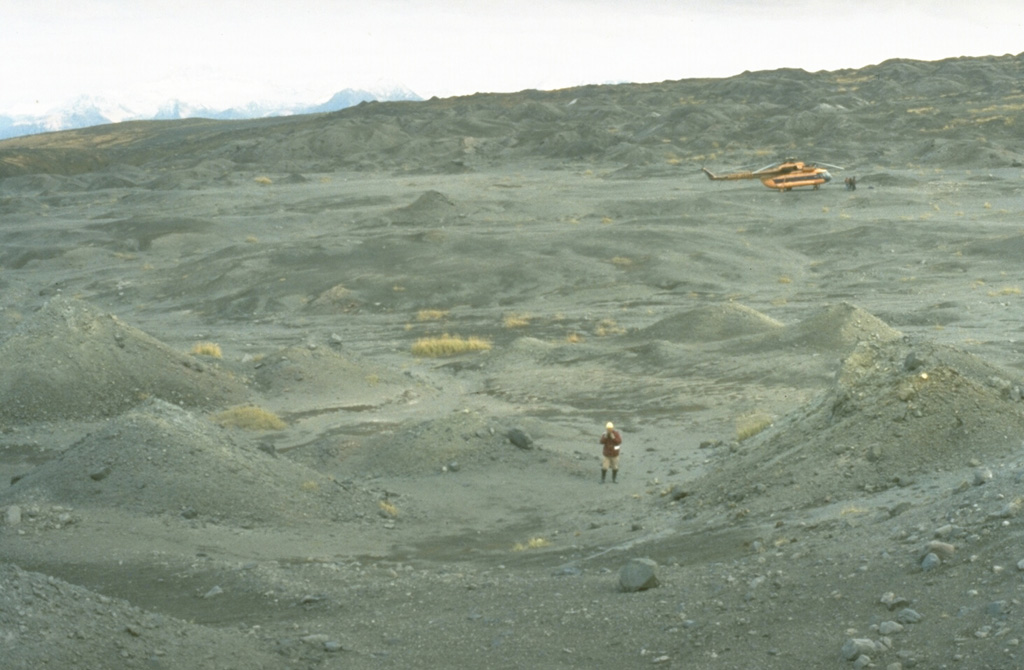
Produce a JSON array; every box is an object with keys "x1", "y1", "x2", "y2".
[
  {"x1": 0, "y1": 297, "x2": 248, "y2": 424},
  {"x1": 383, "y1": 190, "x2": 460, "y2": 226},
  {"x1": 250, "y1": 345, "x2": 413, "y2": 413},
  {"x1": 688, "y1": 336, "x2": 1024, "y2": 514},
  {"x1": 1, "y1": 398, "x2": 373, "y2": 525},
  {"x1": 636, "y1": 303, "x2": 783, "y2": 343},
  {"x1": 769, "y1": 302, "x2": 903, "y2": 351}
]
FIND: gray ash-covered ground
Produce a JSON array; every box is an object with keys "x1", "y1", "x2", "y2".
[{"x1": 3, "y1": 54, "x2": 1024, "y2": 668}]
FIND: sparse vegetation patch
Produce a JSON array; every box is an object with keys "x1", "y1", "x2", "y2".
[
  {"x1": 190, "y1": 342, "x2": 222, "y2": 358},
  {"x1": 416, "y1": 309, "x2": 449, "y2": 321},
  {"x1": 513, "y1": 537, "x2": 550, "y2": 551},
  {"x1": 411, "y1": 334, "x2": 492, "y2": 357},
  {"x1": 212, "y1": 406, "x2": 286, "y2": 431},
  {"x1": 736, "y1": 411, "x2": 773, "y2": 442},
  {"x1": 502, "y1": 313, "x2": 531, "y2": 328}
]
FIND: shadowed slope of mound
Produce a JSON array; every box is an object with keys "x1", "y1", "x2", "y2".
[
  {"x1": 686, "y1": 336, "x2": 1024, "y2": 515},
  {"x1": 0, "y1": 297, "x2": 249, "y2": 424},
  {"x1": 0, "y1": 563, "x2": 281, "y2": 669},
  {"x1": 1, "y1": 398, "x2": 373, "y2": 525}
]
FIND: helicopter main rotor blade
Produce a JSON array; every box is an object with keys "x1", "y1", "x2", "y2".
[{"x1": 753, "y1": 162, "x2": 782, "y2": 174}]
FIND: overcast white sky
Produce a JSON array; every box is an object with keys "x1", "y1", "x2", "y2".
[{"x1": 2, "y1": 0, "x2": 1021, "y2": 115}]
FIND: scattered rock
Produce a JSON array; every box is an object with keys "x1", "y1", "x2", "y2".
[
  {"x1": 925, "y1": 540, "x2": 956, "y2": 560},
  {"x1": 506, "y1": 428, "x2": 534, "y2": 450},
  {"x1": 88, "y1": 465, "x2": 111, "y2": 481},
  {"x1": 619, "y1": 557, "x2": 660, "y2": 592},
  {"x1": 896, "y1": 608, "x2": 923, "y2": 624},
  {"x1": 202, "y1": 585, "x2": 223, "y2": 599},
  {"x1": 879, "y1": 621, "x2": 904, "y2": 635},
  {"x1": 880, "y1": 593, "x2": 911, "y2": 611},
  {"x1": 841, "y1": 638, "x2": 878, "y2": 661},
  {"x1": 4, "y1": 505, "x2": 21, "y2": 526}
]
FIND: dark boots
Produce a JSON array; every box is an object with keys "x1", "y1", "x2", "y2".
[
  {"x1": 612, "y1": 469, "x2": 618, "y2": 483},
  {"x1": 601, "y1": 469, "x2": 607, "y2": 483}
]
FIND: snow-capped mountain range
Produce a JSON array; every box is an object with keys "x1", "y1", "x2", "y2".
[{"x1": 0, "y1": 86, "x2": 422, "y2": 140}]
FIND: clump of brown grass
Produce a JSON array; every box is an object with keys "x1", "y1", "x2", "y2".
[
  {"x1": 513, "y1": 537, "x2": 550, "y2": 551},
  {"x1": 411, "y1": 334, "x2": 491, "y2": 357},
  {"x1": 736, "y1": 411, "x2": 773, "y2": 442},
  {"x1": 595, "y1": 319, "x2": 625, "y2": 337},
  {"x1": 502, "y1": 313, "x2": 531, "y2": 328},
  {"x1": 416, "y1": 309, "x2": 449, "y2": 321},
  {"x1": 190, "y1": 342, "x2": 222, "y2": 358},
  {"x1": 379, "y1": 500, "x2": 399, "y2": 517},
  {"x1": 212, "y1": 406, "x2": 286, "y2": 431}
]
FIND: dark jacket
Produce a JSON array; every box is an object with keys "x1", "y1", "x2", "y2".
[{"x1": 600, "y1": 430, "x2": 622, "y2": 458}]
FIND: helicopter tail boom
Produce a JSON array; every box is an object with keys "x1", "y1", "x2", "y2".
[{"x1": 702, "y1": 167, "x2": 756, "y2": 181}]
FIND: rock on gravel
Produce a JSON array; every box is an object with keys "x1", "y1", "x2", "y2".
[
  {"x1": 619, "y1": 557, "x2": 660, "y2": 592},
  {"x1": 506, "y1": 428, "x2": 534, "y2": 450}
]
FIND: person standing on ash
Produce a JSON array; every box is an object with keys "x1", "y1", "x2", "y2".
[{"x1": 600, "y1": 421, "x2": 622, "y2": 484}]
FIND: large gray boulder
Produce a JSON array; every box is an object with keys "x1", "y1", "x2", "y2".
[{"x1": 619, "y1": 558, "x2": 660, "y2": 592}]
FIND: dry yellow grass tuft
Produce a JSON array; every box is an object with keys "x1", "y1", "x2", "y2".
[
  {"x1": 379, "y1": 500, "x2": 399, "y2": 517},
  {"x1": 212, "y1": 406, "x2": 286, "y2": 431},
  {"x1": 736, "y1": 411, "x2": 773, "y2": 442},
  {"x1": 595, "y1": 319, "x2": 625, "y2": 337},
  {"x1": 513, "y1": 537, "x2": 550, "y2": 551},
  {"x1": 253, "y1": 176, "x2": 273, "y2": 185},
  {"x1": 411, "y1": 334, "x2": 492, "y2": 357},
  {"x1": 300, "y1": 480, "x2": 319, "y2": 492},
  {"x1": 190, "y1": 342, "x2": 222, "y2": 358},
  {"x1": 416, "y1": 309, "x2": 449, "y2": 321},
  {"x1": 502, "y1": 313, "x2": 531, "y2": 328}
]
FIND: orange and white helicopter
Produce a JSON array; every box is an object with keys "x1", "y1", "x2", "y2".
[{"x1": 702, "y1": 159, "x2": 842, "y2": 191}]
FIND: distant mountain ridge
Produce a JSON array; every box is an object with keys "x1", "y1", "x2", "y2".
[
  {"x1": 0, "y1": 86, "x2": 422, "y2": 140},
  {"x1": 3, "y1": 53, "x2": 1023, "y2": 180}
]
